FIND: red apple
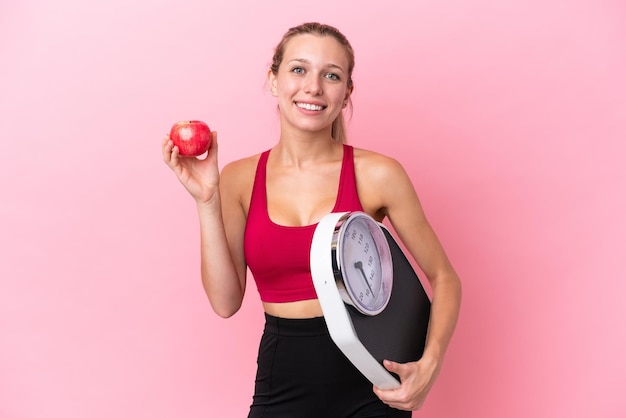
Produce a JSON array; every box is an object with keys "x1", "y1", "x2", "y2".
[{"x1": 169, "y1": 120, "x2": 211, "y2": 157}]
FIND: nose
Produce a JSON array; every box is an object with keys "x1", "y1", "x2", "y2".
[{"x1": 304, "y1": 74, "x2": 323, "y2": 96}]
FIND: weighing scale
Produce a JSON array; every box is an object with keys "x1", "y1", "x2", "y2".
[{"x1": 310, "y1": 211, "x2": 431, "y2": 389}]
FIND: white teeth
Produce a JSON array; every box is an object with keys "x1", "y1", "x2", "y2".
[{"x1": 297, "y1": 102, "x2": 324, "y2": 111}]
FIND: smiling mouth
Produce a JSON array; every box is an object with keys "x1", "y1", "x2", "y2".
[{"x1": 296, "y1": 102, "x2": 326, "y2": 111}]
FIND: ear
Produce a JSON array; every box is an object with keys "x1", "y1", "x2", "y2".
[
  {"x1": 343, "y1": 84, "x2": 354, "y2": 107},
  {"x1": 268, "y1": 70, "x2": 278, "y2": 97}
]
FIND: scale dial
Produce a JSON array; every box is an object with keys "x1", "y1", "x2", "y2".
[{"x1": 332, "y1": 212, "x2": 393, "y2": 316}]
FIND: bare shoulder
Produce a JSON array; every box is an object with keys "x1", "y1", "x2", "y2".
[
  {"x1": 220, "y1": 153, "x2": 262, "y2": 205},
  {"x1": 352, "y1": 147, "x2": 418, "y2": 218},
  {"x1": 352, "y1": 147, "x2": 409, "y2": 184},
  {"x1": 221, "y1": 153, "x2": 260, "y2": 179}
]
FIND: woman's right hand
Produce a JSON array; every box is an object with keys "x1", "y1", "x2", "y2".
[{"x1": 162, "y1": 131, "x2": 220, "y2": 205}]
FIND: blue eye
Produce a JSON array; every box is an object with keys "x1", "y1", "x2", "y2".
[
  {"x1": 292, "y1": 67, "x2": 304, "y2": 74},
  {"x1": 325, "y1": 73, "x2": 340, "y2": 81}
]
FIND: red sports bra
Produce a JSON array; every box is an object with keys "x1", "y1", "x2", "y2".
[{"x1": 244, "y1": 145, "x2": 364, "y2": 303}]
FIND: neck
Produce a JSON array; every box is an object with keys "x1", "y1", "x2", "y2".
[{"x1": 272, "y1": 136, "x2": 342, "y2": 168}]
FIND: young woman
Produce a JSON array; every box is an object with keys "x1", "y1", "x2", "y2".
[{"x1": 163, "y1": 22, "x2": 461, "y2": 417}]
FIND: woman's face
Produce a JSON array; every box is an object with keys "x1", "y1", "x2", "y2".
[{"x1": 269, "y1": 34, "x2": 352, "y2": 137}]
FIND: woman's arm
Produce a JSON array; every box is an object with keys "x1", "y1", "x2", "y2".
[
  {"x1": 162, "y1": 134, "x2": 248, "y2": 318},
  {"x1": 358, "y1": 151, "x2": 462, "y2": 410}
]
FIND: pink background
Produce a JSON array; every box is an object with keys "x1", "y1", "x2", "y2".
[{"x1": 1, "y1": 1, "x2": 625, "y2": 417}]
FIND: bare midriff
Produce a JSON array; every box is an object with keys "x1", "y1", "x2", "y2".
[{"x1": 262, "y1": 299, "x2": 324, "y2": 319}]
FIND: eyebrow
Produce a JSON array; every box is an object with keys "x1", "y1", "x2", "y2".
[{"x1": 287, "y1": 58, "x2": 346, "y2": 73}]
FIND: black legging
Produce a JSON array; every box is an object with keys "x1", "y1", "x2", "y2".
[{"x1": 248, "y1": 314, "x2": 411, "y2": 418}]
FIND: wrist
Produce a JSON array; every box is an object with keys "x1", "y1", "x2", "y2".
[
  {"x1": 195, "y1": 193, "x2": 221, "y2": 213},
  {"x1": 420, "y1": 344, "x2": 445, "y2": 370}
]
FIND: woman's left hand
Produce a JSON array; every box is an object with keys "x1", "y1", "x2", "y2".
[{"x1": 372, "y1": 356, "x2": 441, "y2": 411}]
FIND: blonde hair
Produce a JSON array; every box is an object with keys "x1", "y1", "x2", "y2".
[{"x1": 270, "y1": 22, "x2": 355, "y2": 143}]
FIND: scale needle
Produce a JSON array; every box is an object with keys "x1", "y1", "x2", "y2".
[{"x1": 354, "y1": 261, "x2": 374, "y2": 295}]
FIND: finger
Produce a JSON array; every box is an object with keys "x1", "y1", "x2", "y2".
[
  {"x1": 205, "y1": 131, "x2": 218, "y2": 163},
  {"x1": 209, "y1": 131, "x2": 218, "y2": 152},
  {"x1": 170, "y1": 143, "x2": 180, "y2": 164},
  {"x1": 162, "y1": 138, "x2": 180, "y2": 167},
  {"x1": 162, "y1": 136, "x2": 173, "y2": 162},
  {"x1": 383, "y1": 359, "x2": 403, "y2": 375},
  {"x1": 373, "y1": 384, "x2": 413, "y2": 411}
]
